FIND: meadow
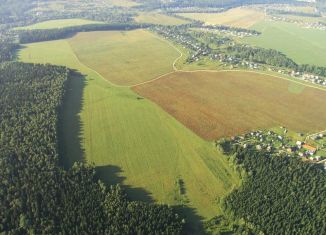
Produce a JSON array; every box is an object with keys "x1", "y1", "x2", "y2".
[
  {"x1": 135, "y1": 12, "x2": 189, "y2": 25},
  {"x1": 178, "y1": 7, "x2": 265, "y2": 28},
  {"x1": 107, "y1": 0, "x2": 139, "y2": 7},
  {"x1": 68, "y1": 30, "x2": 180, "y2": 86},
  {"x1": 133, "y1": 71, "x2": 326, "y2": 140},
  {"x1": 243, "y1": 20, "x2": 326, "y2": 66},
  {"x1": 15, "y1": 18, "x2": 104, "y2": 30},
  {"x1": 18, "y1": 33, "x2": 240, "y2": 228}
]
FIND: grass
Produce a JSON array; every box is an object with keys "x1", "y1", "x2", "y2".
[
  {"x1": 133, "y1": 71, "x2": 326, "y2": 140},
  {"x1": 135, "y1": 12, "x2": 189, "y2": 25},
  {"x1": 178, "y1": 7, "x2": 265, "y2": 28},
  {"x1": 15, "y1": 18, "x2": 104, "y2": 30},
  {"x1": 18, "y1": 35, "x2": 240, "y2": 228},
  {"x1": 68, "y1": 30, "x2": 180, "y2": 86},
  {"x1": 107, "y1": 0, "x2": 139, "y2": 7},
  {"x1": 243, "y1": 20, "x2": 326, "y2": 66}
]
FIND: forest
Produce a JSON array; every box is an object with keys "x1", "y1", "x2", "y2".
[
  {"x1": 0, "y1": 43, "x2": 19, "y2": 63},
  {"x1": 0, "y1": 62, "x2": 184, "y2": 234},
  {"x1": 19, "y1": 23, "x2": 150, "y2": 43},
  {"x1": 219, "y1": 143, "x2": 326, "y2": 234}
]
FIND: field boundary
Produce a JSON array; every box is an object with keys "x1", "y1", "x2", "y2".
[{"x1": 66, "y1": 30, "x2": 326, "y2": 92}]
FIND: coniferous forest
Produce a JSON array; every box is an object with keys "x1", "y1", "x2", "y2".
[
  {"x1": 221, "y1": 144, "x2": 326, "y2": 234},
  {"x1": 0, "y1": 62, "x2": 183, "y2": 234}
]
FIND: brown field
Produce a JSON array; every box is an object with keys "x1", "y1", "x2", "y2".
[
  {"x1": 133, "y1": 71, "x2": 326, "y2": 140},
  {"x1": 178, "y1": 7, "x2": 265, "y2": 28}
]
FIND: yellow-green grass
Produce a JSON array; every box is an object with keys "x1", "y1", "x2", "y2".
[
  {"x1": 243, "y1": 20, "x2": 326, "y2": 67},
  {"x1": 18, "y1": 38, "x2": 240, "y2": 225},
  {"x1": 68, "y1": 30, "x2": 180, "y2": 86},
  {"x1": 178, "y1": 7, "x2": 265, "y2": 28},
  {"x1": 135, "y1": 12, "x2": 189, "y2": 25},
  {"x1": 15, "y1": 18, "x2": 104, "y2": 30},
  {"x1": 107, "y1": 0, "x2": 139, "y2": 7}
]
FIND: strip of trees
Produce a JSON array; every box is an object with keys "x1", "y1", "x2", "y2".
[
  {"x1": 219, "y1": 142, "x2": 326, "y2": 234},
  {"x1": 19, "y1": 23, "x2": 150, "y2": 43},
  {"x1": 227, "y1": 45, "x2": 326, "y2": 76},
  {"x1": 0, "y1": 62, "x2": 184, "y2": 234}
]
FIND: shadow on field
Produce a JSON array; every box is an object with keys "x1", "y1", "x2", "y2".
[
  {"x1": 96, "y1": 165, "x2": 206, "y2": 234},
  {"x1": 58, "y1": 70, "x2": 87, "y2": 168},
  {"x1": 174, "y1": 205, "x2": 206, "y2": 235},
  {"x1": 95, "y1": 165, "x2": 154, "y2": 203}
]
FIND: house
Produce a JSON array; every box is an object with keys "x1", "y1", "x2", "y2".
[{"x1": 302, "y1": 144, "x2": 317, "y2": 154}]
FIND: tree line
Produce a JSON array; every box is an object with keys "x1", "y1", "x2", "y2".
[
  {"x1": 19, "y1": 23, "x2": 150, "y2": 43},
  {"x1": 227, "y1": 45, "x2": 326, "y2": 76},
  {"x1": 219, "y1": 141, "x2": 326, "y2": 234},
  {"x1": 0, "y1": 62, "x2": 184, "y2": 234}
]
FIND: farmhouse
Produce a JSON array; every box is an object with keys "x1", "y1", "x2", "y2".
[{"x1": 302, "y1": 144, "x2": 317, "y2": 154}]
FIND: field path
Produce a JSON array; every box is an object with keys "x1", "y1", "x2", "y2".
[
  {"x1": 67, "y1": 30, "x2": 326, "y2": 92},
  {"x1": 132, "y1": 32, "x2": 326, "y2": 92}
]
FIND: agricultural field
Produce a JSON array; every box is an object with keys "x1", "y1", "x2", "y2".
[
  {"x1": 18, "y1": 35, "x2": 240, "y2": 228},
  {"x1": 107, "y1": 0, "x2": 139, "y2": 7},
  {"x1": 133, "y1": 71, "x2": 326, "y2": 140},
  {"x1": 243, "y1": 20, "x2": 326, "y2": 66},
  {"x1": 135, "y1": 12, "x2": 189, "y2": 25},
  {"x1": 178, "y1": 7, "x2": 265, "y2": 28},
  {"x1": 15, "y1": 18, "x2": 104, "y2": 30},
  {"x1": 68, "y1": 30, "x2": 180, "y2": 86}
]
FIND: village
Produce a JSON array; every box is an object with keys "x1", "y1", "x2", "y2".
[
  {"x1": 220, "y1": 127, "x2": 326, "y2": 169},
  {"x1": 152, "y1": 24, "x2": 326, "y2": 87},
  {"x1": 269, "y1": 15, "x2": 326, "y2": 31}
]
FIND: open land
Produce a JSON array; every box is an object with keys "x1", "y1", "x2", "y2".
[
  {"x1": 107, "y1": 0, "x2": 139, "y2": 7},
  {"x1": 133, "y1": 71, "x2": 326, "y2": 140},
  {"x1": 178, "y1": 7, "x2": 265, "y2": 28},
  {"x1": 68, "y1": 30, "x2": 180, "y2": 86},
  {"x1": 135, "y1": 12, "x2": 189, "y2": 25},
  {"x1": 15, "y1": 18, "x2": 104, "y2": 30},
  {"x1": 243, "y1": 20, "x2": 326, "y2": 66},
  {"x1": 18, "y1": 32, "x2": 240, "y2": 225}
]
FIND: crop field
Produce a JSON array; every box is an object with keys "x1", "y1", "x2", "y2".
[
  {"x1": 243, "y1": 21, "x2": 326, "y2": 66},
  {"x1": 178, "y1": 7, "x2": 265, "y2": 28},
  {"x1": 135, "y1": 12, "x2": 189, "y2": 25},
  {"x1": 133, "y1": 71, "x2": 326, "y2": 140},
  {"x1": 18, "y1": 36, "x2": 240, "y2": 227},
  {"x1": 107, "y1": 0, "x2": 139, "y2": 7},
  {"x1": 15, "y1": 18, "x2": 104, "y2": 30},
  {"x1": 68, "y1": 30, "x2": 180, "y2": 86}
]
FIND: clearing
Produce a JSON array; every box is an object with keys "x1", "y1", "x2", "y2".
[
  {"x1": 243, "y1": 20, "x2": 326, "y2": 66},
  {"x1": 15, "y1": 18, "x2": 104, "y2": 30},
  {"x1": 68, "y1": 29, "x2": 180, "y2": 86},
  {"x1": 133, "y1": 71, "x2": 326, "y2": 140},
  {"x1": 178, "y1": 7, "x2": 265, "y2": 28},
  {"x1": 135, "y1": 12, "x2": 189, "y2": 25},
  {"x1": 18, "y1": 35, "x2": 240, "y2": 227}
]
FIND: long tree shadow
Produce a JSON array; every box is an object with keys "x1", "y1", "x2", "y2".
[
  {"x1": 95, "y1": 165, "x2": 154, "y2": 203},
  {"x1": 57, "y1": 70, "x2": 208, "y2": 234},
  {"x1": 58, "y1": 70, "x2": 86, "y2": 168}
]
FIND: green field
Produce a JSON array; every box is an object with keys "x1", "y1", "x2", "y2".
[
  {"x1": 243, "y1": 21, "x2": 326, "y2": 66},
  {"x1": 135, "y1": 12, "x2": 189, "y2": 25},
  {"x1": 68, "y1": 30, "x2": 180, "y2": 86},
  {"x1": 18, "y1": 33, "x2": 240, "y2": 228},
  {"x1": 15, "y1": 18, "x2": 104, "y2": 30}
]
